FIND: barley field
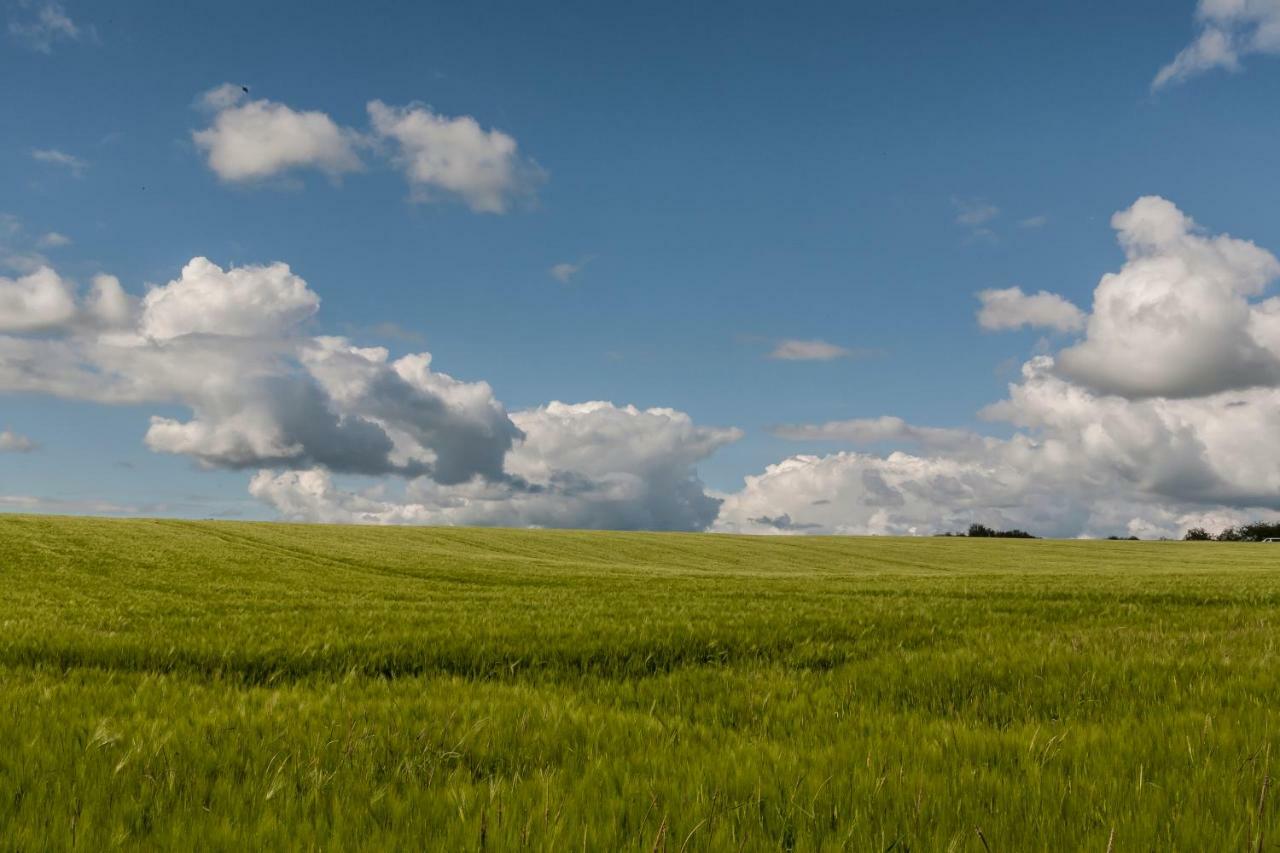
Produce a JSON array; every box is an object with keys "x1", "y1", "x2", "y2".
[{"x1": 1, "y1": 514, "x2": 1277, "y2": 850}]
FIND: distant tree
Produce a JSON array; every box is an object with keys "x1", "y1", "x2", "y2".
[
  {"x1": 1183, "y1": 527, "x2": 1212, "y2": 541},
  {"x1": 1106, "y1": 536, "x2": 1140, "y2": 541},
  {"x1": 1238, "y1": 522, "x2": 1280, "y2": 541},
  {"x1": 966, "y1": 523, "x2": 1037, "y2": 539}
]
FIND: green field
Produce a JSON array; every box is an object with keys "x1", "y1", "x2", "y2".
[{"x1": 2, "y1": 515, "x2": 1278, "y2": 850}]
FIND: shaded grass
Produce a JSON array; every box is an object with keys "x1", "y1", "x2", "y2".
[{"x1": 0, "y1": 515, "x2": 1277, "y2": 849}]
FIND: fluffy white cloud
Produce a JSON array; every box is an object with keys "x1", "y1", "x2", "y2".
[
  {"x1": 720, "y1": 362, "x2": 1280, "y2": 538},
  {"x1": 193, "y1": 87, "x2": 363, "y2": 183},
  {"x1": 252, "y1": 401, "x2": 741, "y2": 530},
  {"x1": 191, "y1": 88, "x2": 542, "y2": 212},
  {"x1": 139, "y1": 257, "x2": 319, "y2": 340},
  {"x1": 716, "y1": 451, "x2": 1056, "y2": 536},
  {"x1": 0, "y1": 257, "x2": 738, "y2": 531},
  {"x1": 84, "y1": 274, "x2": 134, "y2": 328},
  {"x1": 722, "y1": 197, "x2": 1280, "y2": 538},
  {"x1": 368, "y1": 100, "x2": 543, "y2": 213},
  {"x1": 0, "y1": 258, "x2": 519, "y2": 481},
  {"x1": 977, "y1": 286, "x2": 1085, "y2": 333},
  {"x1": 9, "y1": 195, "x2": 1279, "y2": 539},
  {"x1": 768, "y1": 339, "x2": 853, "y2": 361},
  {"x1": 0, "y1": 430, "x2": 37, "y2": 453},
  {"x1": 1155, "y1": 0, "x2": 1280, "y2": 89},
  {"x1": 0, "y1": 267, "x2": 78, "y2": 332},
  {"x1": 1056, "y1": 196, "x2": 1280, "y2": 398}
]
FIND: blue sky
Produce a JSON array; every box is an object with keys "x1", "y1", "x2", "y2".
[{"x1": 4, "y1": 0, "x2": 1280, "y2": 535}]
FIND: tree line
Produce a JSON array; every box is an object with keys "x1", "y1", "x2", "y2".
[
  {"x1": 1182, "y1": 522, "x2": 1280, "y2": 542},
  {"x1": 935, "y1": 524, "x2": 1038, "y2": 539},
  {"x1": 928, "y1": 521, "x2": 1280, "y2": 541}
]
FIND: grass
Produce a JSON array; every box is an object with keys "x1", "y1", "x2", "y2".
[{"x1": 1, "y1": 514, "x2": 1278, "y2": 850}]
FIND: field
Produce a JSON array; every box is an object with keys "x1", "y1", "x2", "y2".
[{"x1": 1, "y1": 515, "x2": 1278, "y2": 850}]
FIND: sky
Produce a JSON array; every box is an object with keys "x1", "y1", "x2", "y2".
[{"x1": 3, "y1": 0, "x2": 1280, "y2": 537}]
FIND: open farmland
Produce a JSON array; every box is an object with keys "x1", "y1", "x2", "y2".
[{"x1": 1, "y1": 514, "x2": 1278, "y2": 850}]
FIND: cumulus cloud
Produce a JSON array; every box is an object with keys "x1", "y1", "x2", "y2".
[
  {"x1": 31, "y1": 148, "x2": 87, "y2": 176},
  {"x1": 252, "y1": 401, "x2": 741, "y2": 530},
  {"x1": 192, "y1": 87, "x2": 363, "y2": 183},
  {"x1": 716, "y1": 451, "x2": 1050, "y2": 537},
  {"x1": 138, "y1": 257, "x2": 319, "y2": 340},
  {"x1": 10, "y1": 195, "x2": 1278, "y2": 539},
  {"x1": 768, "y1": 339, "x2": 855, "y2": 361},
  {"x1": 1056, "y1": 196, "x2": 1280, "y2": 398},
  {"x1": 190, "y1": 88, "x2": 542, "y2": 212},
  {"x1": 0, "y1": 258, "x2": 519, "y2": 482},
  {"x1": 977, "y1": 286, "x2": 1086, "y2": 333},
  {"x1": 720, "y1": 196, "x2": 1280, "y2": 538},
  {"x1": 1155, "y1": 0, "x2": 1280, "y2": 89},
  {"x1": 368, "y1": 100, "x2": 543, "y2": 213},
  {"x1": 0, "y1": 430, "x2": 37, "y2": 453},
  {"x1": 0, "y1": 256, "x2": 738, "y2": 531},
  {"x1": 0, "y1": 267, "x2": 78, "y2": 332}
]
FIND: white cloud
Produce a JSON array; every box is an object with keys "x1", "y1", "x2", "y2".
[
  {"x1": 977, "y1": 286, "x2": 1086, "y2": 333},
  {"x1": 0, "y1": 256, "x2": 738, "y2": 531},
  {"x1": 1155, "y1": 0, "x2": 1280, "y2": 89},
  {"x1": 718, "y1": 196, "x2": 1280, "y2": 538},
  {"x1": 0, "y1": 258, "x2": 518, "y2": 481},
  {"x1": 0, "y1": 267, "x2": 78, "y2": 332},
  {"x1": 85, "y1": 274, "x2": 134, "y2": 328},
  {"x1": 192, "y1": 86, "x2": 363, "y2": 183},
  {"x1": 368, "y1": 100, "x2": 543, "y2": 213},
  {"x1": 197, "y1": 83, "x2": 249, "y2": 112},
  {"x1": 716, "y1": 451, "x2": 1052, "y2": 536},
  {"x1": 0, "y1": 430, "x2": 37, "y2": 453},
  {"x1": 139, "y1": 257, "x2": 319, "y2": 340},
  {"x1": 768, "y1": 339, "x2": 854, "y2": 361},
  {"x1": 36, "y1": 232, "x2": 70, "y2": 249},
  {"x1": 8, "y1": 1, "x2": 82, "y2": 52},
  {"x1": 10, "y1": 195, "x2": 1280, "y2": 538},
  {"x1": 252, "y1": 401, "x2": 741, "y2": 530},
  {"x1": 550, "y1": 258, "x2": 592, "y2": 284},
  {"x1": 1057, "y1": 196, "x2": 1280, "y2": 398},
  {"x1": 190, "y1": 88, "x2": 542, "y2": 212},
  {"x1": 31, "y1": 148, "x2": 87, "y2": 176},
  {"x1": 1019, "y1": 215, "x2": 1049, "y2": 229}
]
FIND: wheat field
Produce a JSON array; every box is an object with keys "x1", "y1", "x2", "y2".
[{"x1": 1, "y1": 514, "x2": 1277, "y2": 850}]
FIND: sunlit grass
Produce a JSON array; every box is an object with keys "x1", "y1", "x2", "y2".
[{"x1": 1, "y1": 515, "x2": 1277, "y2": 849}]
